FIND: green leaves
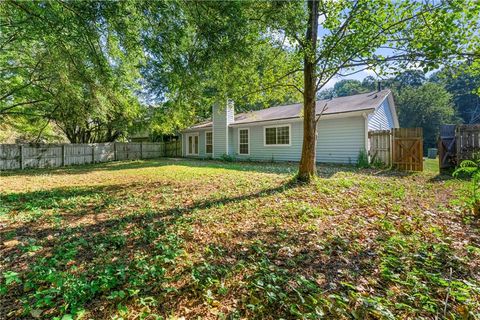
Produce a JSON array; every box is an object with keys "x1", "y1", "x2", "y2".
[
  {"x1": 2, "y1": 271, "x2": 21, "y2": 286},
  {"x1": 396, "y1": 82, "x2": 456, "y2": 149},
  {"x1": 0, "y1": 1, "x2": 143, "y2": 142}
]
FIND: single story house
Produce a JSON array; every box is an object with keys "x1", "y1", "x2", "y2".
[{"x1": 181, "y1": 89, "x2": 399, "y2": 164}]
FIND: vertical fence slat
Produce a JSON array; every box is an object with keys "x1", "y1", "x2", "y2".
[
  {"x1": 390, "y1": 127, "x2": 423, "y2": 172},
  {"x1": 368, "y1": 130, "x2": 392, "y2": 167},
  {"x1": 0, "y1": 142, "x2": 168, "y2": 171}
]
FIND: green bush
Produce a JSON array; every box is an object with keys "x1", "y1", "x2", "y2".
[
  {"x1": 220, "y1": 153, "x2": 235, "y2": 162},
  {"x1": 453, "y1": 158, "x2": 480, "y2": 216},
  {"x1": 357, "y1": 149, "x2": 369, "y2": 168}
]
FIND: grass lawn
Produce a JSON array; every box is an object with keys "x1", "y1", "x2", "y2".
[{"x1": 1, "y1": 158, "x2": 479, "y2": 319}]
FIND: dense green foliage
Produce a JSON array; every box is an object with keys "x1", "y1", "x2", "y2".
[
  {"x1": 2, "y1": 0, "x2": 479, "y2": 146},
  {"x1": 0, "y1": 1, "x2": 143, "y2": 142},
  {"x1": 396, "y1": 83, "x2": 457, "y2": 149},
  {"x1": 432, "y1": 66, "x2": 480, "y2": 124},
  {"x1": 454, "y1": 158, "x2": 480, "y2": 216}
]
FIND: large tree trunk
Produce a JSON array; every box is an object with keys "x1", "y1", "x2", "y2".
[{"x1": 298, "y1": 0, "x2": 319, "y2": 182}]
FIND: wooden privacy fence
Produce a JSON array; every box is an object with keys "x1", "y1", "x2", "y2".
[
  {"x1": 368, "y1": 128, "x2": 423, "y2": 171},
  {"x1": 392, "y1": 128, "x2": 423, "y2": 171},
  {"x1": 368, "y1": 130, "x2": 392, "y2": 166},
  {"x1": 439, "y1": 124, "x2": 480, "y2": 171},
  {"x1": 438, "y1": 124, "x2": 457, "y2": 171},
  {"x1": 0, "y1": 140, "x2": 182, "y2": 171}
]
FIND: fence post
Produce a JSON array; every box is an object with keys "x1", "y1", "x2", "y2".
[
  {"x1": 91, "y1": 144, "x2": 95, "y2": 164},
  {"x1": 62, "y1": 145, "x2": 65, "y2": 167},
  {"x1": 390, "y1": 128, "x2": 394, "y2": 168},
  {"x1": 19, "y1": 145, "x2": 24, "y2": 169},
  {"x1": 114, "y1": 142, "x2": 117, "y2": 161},
  {"x1": 140, "y1": 142, "x2": 143, "y2": 159}
]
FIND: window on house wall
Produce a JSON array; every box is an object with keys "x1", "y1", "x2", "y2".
[
  {"x1": 264, "y1": 125, "x2": 290, "y2": 146},
  {"x1": 205, "y1": 131, "x2": 213, "y2": 154},
  {"x1": 239, "y1": 128, "x2": 249, "y2": 155}
]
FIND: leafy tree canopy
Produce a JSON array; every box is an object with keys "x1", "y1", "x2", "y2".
[
  {"x1": 396, "y1": 82, "x2": 457, "y2": 149},
  {"x1": 1, "y1": 1, "x2": 144, "y2": 142}
]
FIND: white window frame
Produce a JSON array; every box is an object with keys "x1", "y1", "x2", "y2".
[
  {"x1": 263, "y1": 124, "x2": 291, "y2": 147},
  {"x1": 238, "y1": 128, "x2": 250, "y2": 155},
  {"x1": 186, "y1": 133, "x2": 199, "y2": 155},
  {"x1": 205, "y1": 131, "x2": 213, "y2": 154}
]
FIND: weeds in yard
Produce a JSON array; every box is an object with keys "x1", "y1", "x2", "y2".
[
  {"x1": 454, "y1": 158, "x2": 480, "y2": 217},
  {"x1": 1, "y1": 159, "x2": 479, "y2": 319}
]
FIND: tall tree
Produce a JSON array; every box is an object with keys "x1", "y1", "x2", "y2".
[
  {"x1": 396, "y1": 82, "x2": 457, "y2": 149},
  {"x1": 393, "y1": 70, "x2": 426, "y2": 89},
  {"x1": 0, "y1": 1, "x2": 144, "y2": 142},
  {"x1": 141, "y1": 1, "x2": 479, "y2": 181},
  {"x1": 270, "y1": 0, "x2": 480, "y2": 180},
  {"x1": 334, "y1": 79, "x2": 369, "y2": 97},
  {"x1": 432, "y1": 65, "x2": 480, "y2": 124}
]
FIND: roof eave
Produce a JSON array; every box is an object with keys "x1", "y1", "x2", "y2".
[{"x1": 229, "y1": 108, "x2": 376, "y2": 127}]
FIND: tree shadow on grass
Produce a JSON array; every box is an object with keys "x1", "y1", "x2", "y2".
[
  {"x1": 0, "y1": 159, "x2": 176, "y2": 178},
  {"x1": 0, "y1": 178, "x2": 301, "y2": 318},
  {"x1": 1, "y1": 174, "x2": 476, "y2": 319},
  {"x1": 1, "y1": 184, "x2": 125, "y2": 211},
  {"x1": 0, "y1": 158, "x2": 362, "y2": 179},
  {"x1": 0, "y1": 176, "x2": 308, "y2": 319},
  {"x1": 1, "y1": 157, "x2": 427, "y2": 183}
]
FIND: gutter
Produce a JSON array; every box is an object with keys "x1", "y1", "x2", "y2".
[{"x1": 229, "y1": 108, "x2": 376, "y2": 127}]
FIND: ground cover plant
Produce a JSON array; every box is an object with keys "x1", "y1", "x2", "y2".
[{"x1": 1, "y1": 159, "x2": 479, "y2": 319}]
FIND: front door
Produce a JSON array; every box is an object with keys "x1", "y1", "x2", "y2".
[{"x1": 187, "y1": 134, "x2": 199, "y2": 155}]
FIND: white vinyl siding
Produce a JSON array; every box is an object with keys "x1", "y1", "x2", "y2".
[
  {"x1": 231, "y1": 117, "x2": 365, "y2": 164},
  {"x1": 368, "y1": 99, "x2": 395, "y2": 130},
  {"x1": 212, "y1": 104, "x2": 234, "y2": 158},
  {"x1": 233, "y1": 122, "x2": 301, "y2": 162},
  {"x1": 316, "y1": 116, "x2": 366, "y2": 164},
  {"x1": 183, "y1": 129, "x2": 209, "y2": 158}
]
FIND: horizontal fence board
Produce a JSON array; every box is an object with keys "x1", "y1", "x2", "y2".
[
  {"x1": 0, "y1": 145, "x2": 21, "y2": 170},
  {"x1": 0, "y1": 141, "x2": 180, "y2": 171}
]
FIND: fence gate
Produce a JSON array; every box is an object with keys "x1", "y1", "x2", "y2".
[
  {"x1": 368, "y1": 130, "x2": 392, "y2": 166},
  {"x1": 438, "y1": 124, "x2": 456, "y2": 171},
  {"x1": 392, "y1": 128, "x2": 423, "y2": 171}
]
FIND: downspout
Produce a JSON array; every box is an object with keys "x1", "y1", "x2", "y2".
[{"x1": 363, "y1": 112, "x2": 369, "y2": 162}]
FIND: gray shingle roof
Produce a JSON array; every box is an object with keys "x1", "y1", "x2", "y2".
[{"x1": 188, "y1": 89, "x2": 391, "y2": 130}]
